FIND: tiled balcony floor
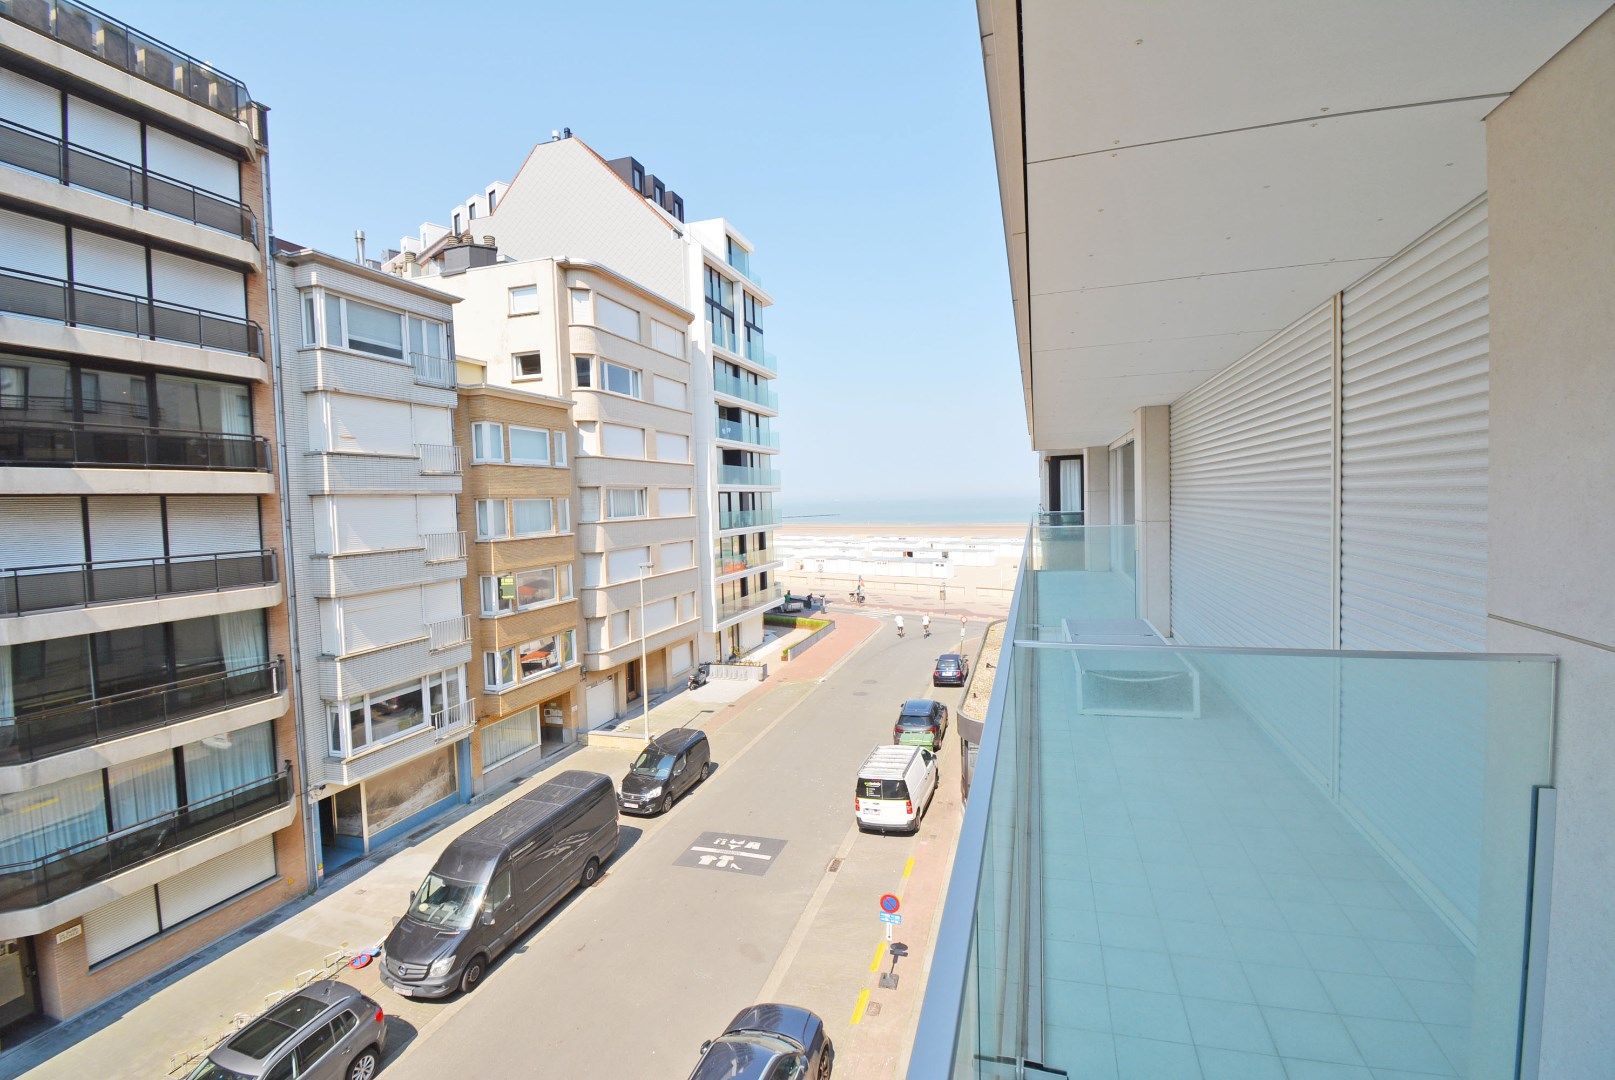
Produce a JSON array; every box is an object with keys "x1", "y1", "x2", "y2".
[{"x1": 1033, "y1": 659, "x2": 1476, "y2": 1080}]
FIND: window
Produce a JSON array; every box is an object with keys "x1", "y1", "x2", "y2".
[
  {"x1": 486, "y1": 870, "x2": 510, "y2": 909},
  {"x1": 553, "y1": 431, "x2": 568, "y2": 467},
  {"x1": 471, "y1": 422, "x2": 504, "y2": 463},
  {"x1": 595, "y1": 294, "x2": 640, "y2": 341},
  {"x1": 487, "y1": 188, "x2": 498, "y2": 212},
  {"x1": 484, "y1": 648, "x2": 516, "y2": 691},
  {"x1": 608, "y1": 547, "x2": 651, "y2": 583},
  {"x1": 342, "y1": 300, "x2": 404, "y2": 359},
  {"x1": 481, "y1": 707, "x2": 540, "y2": 768},
  {"x1": 327, "y1": 669, "x2": 462, "y2": 756},
  {"x1": 509, "y1": 285, "x2": 539, "y2": 315},
  {"x1": 485, "y1": 631, "x2": 576, "y2": 689},
  {"x1": 512, "y1": 352, "x2": 542, "y2": 380},
  {"x1": 512, "y1": 498, "x2": 555, "y2": 536},
  {"x1": 651, "y1": 178, "x2": 665, "y2": 206},
  {"x1": 655, "y1": 432, "x2": 689, "y2": 462},
  {"x1": 744, "y1": 293, "x2": 765, "y2": 353},
  {"x1": 652, "y1": 375, "x2": 687, "y2": 409},
  {"x1": 662, "y1": 540, "x2": 695, "y2": 571},
  {"x1": 300, "y1": 294, "x2": 316, "y2": 346},
  {"x1": 650, "y1": 320, "x2": 685, "y2": 357},
  {"x1": 573, "y1": 355, "x2": 592, "y2": 388},
  {"x1": 293, "y1": 1023, "x2": 341, "y2": 1076},
  {"x1": 602, "y1": 423, "x2": 644, "y2": 458},
  {"x1": 452, "y1": 212, "x2": 462, "y2": 234},
  {"x1": 481, "y1": 566, "x2": 571, "y2": 616},
  {"x1": 408, "y1": 316, "x2": 445, "y2": 361},
  {"x1": 606, "y1": 488, "x2": 647, "y2": 520},
  {"x1": 658, "y1": 488, "x2": 691, "y2": 516},
  {"x1": 705, "y1": 267, "x2": 736, "y2": 350},
  {"x1": 569, "y1": 288, "x2": 590, "y2": 323},
  {"x1": 0, "y1": 365, "x2": 26, "y2": 409},
  {"x1": 508, "y1": 426, "x2": 550, "y2": 465},
  {"x1": 631, "y1": 163, "x2": 644, "y2": 191},
  {"x1": 475, "y1": 499, "x2": 507, "y2": 540},
  {"x1": 600, "y1": 361, "x2": 641, "y2": 398},
  {"x1": 467, "y1": 202, "x2": 476, "y2": 221}
]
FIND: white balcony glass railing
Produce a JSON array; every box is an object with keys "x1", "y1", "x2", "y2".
[
  {"x1": 427, "y1": 615, "x2": 470, "y2": 652},
  {"x1": 415, "y1": 443, "x2": 460, "y2": 476},
  {"x1": 421, "y1": 531, "x2": 466, "y2": 564},
  {"x1": 909, "y1": 522, "x2": 1559, "y2": 1080},
  {"x1": 411, "y1": 351, "x2": 454, "y2": 388},
  {"x1": 715, "y1": 419, "x2": 780, "y2": 449},
  {"x1": 719, "y1": 508, "x2": 781, "y2": 531},
  {"x1": 718, "y1": 464, "x2": 780, "y2": 487},
  {"x1": 744, "y1": 336, "x2": 778, "y2": 372},
  {"x1": 717, "y1": 584, "x2": 783, "y2": 621},
  {"x1": 712, "y1": 369, "x2": 778, "y2": 410}
]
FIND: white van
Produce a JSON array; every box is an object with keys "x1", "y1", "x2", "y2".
[{"x1": 855, "y1": 745, "x2": 938, "y2": 834}]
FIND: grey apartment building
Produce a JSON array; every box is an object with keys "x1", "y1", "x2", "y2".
[{"x1": 0, "y1": 3, "x2": 304, "y2": 1025}]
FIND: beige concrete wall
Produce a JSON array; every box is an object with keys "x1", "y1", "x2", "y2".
[{"x1": 1483, "y1": 9, "x2": 1615, "y2": 1076}]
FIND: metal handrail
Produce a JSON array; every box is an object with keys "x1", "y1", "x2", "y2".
[
  {"x1": 421, "y1": 531, "x2": 467, "y2": 563},
  {"x1": 0, "y1": 0, "x2": 254, "y2": 123},
  {"x1": 427, "y1": 615, "x2": 470, "y2": 651},
  {"x1": 0, "y1": 265, "x2": 264, "y2": 355},
  {"x1": 0, "y1": 768, "x2": 290, "y2": 911},
  {"x1": 415, "y1": 442, "x2": 461, "y2": 476},
  {"x1": 0, "y1": 417, "x2": 270, "y2": 470},
  {"x1": 0, "y1": 548, "x2": 275, "y2": 616},
  {"x1": 410, "y1": 350, "x2": 454, "y2": 388},
  {"x1": 431, "y1": 700, "x2": 471, "y2": 732},
  {"x1": 0, "y1": 116, "x2": 257, "y2": 242}
]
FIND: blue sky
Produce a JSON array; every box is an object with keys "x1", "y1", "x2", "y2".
[{"x1": 118, "y1": 0, "x2": 1037, "y2": 504}]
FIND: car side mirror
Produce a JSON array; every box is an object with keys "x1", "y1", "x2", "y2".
[
  {"x1": 408, "y1": 890, "x2": 417, "y2": 906},
  {"x1": 700, "y1": 1039, "x2": 713, "y2": 1054}
]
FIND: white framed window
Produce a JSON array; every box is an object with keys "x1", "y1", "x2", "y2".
[
  {"x1": 600, "y1": 361, "x2": 641, "y2": 399},
  {"x1": 508, "y1": 425, "x2": 550, "y2": 465},
  {"x1": 658, "y1": 487, "x2": 692, "y2": 517},
  {"x1": 471, "y1": 422, "x2": 504, "y2": 463},
  {"x1": 573, "y1": 354, "x2": 592, "y2": 389},
  {"x1": 512, "y1": 498, "x2": 555, "y2": 537},
  {"x1": 408, "y1": 316, "x2": 446, "y2": 361},
  {"x1": 642, "y1": 597, "x2": 676, "y2": 635},
  {"x1": 344, "y1": 299, "x2": 405, "y2": 359},
  {"x1": 512, "y1": 352, "x2": 542, "y2": 380},
  {"x1": 583, "y1": 554, "x2": 603, "y2": 587},
  {"x1": 654, "y1": 431, "x2": 689, "y2": 462},
  {"x1": 553, "y1": 431, "x2": 568, "y2": 467},
  {"x1": 509, "y1": 285, "x2": 539, "y2": 315},
  {"x1": 606, "y1": 488, "x2": 648, "y2": 520},
  {"x1": 595, "y1": 294, "x2": 641, "y2": 341},
  {"x1": 475, "y1": 499, "x2": 507, "y2": 540},
  {"x1": 480, "y1": 566, "x2": 573, "y2": 616},
  {"x1": 328, "y1": 667, "x2": 463, "y2": 756},
  {"x1": 602, "y1": 423, "x2": 644, "y2": 458},
  {"x1": 300, "y1": 293, "x2": 317, "y2": 346},
  {"x1": 484, "y1": 648, "x2": 517, "y2": 691},
  {"x1": 485, "y1": 631, "x2": 576, "y2": 690}
]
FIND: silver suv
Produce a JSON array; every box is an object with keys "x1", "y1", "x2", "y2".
[{"x1": 185, "y1": 980, "x2": 386, "y2": 1080}]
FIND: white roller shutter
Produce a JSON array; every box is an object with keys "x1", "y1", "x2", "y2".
[
  {"x1": 166, "y1": 496, "x2": 260, "y2": 555},
  {"x1": 410, "y1": 405, "x2": 452, "y2": 447},
  {"x1": 669, "y1": 641, "x2": 693, "y2": 675},
  {"x1": 0, "y1": 497, "x2": 83, "y2": 567},
  {"x1": 0, "y1": 208, "x2": 67, "y2": 278},
  {"x1": 421, "y1": 580, "x2": 461, "y2": 623},
  {"x1": 643, "y1": 598, "x2": 676, "y2": 635},
  {"x1": 415, "y1": 495, "x2": 457, "y2": 535},
  {"x1": 331, "y1": 496, "x2": 416, "y2": 553},
  {"x1": 157, "y1": 836, "x2": 276, "y2": 926},
  {"x1": 328, "y1": 394, "x2": 412, "y2": 455},
  {"x1": 1339, "y1": 197, "x2": 1489, "y2": 652},
  {"x1": 71, "y1": 229, "x2": 146, "y2": 294},
  {"x1": 1169, "y1": 301, "x2": 1335, "y2": 648},
  {"x1": 150, "y1": 250, "x2": 246, "y2": 317},
  {"x1": 586, "y1": 677, "x2": 617, "y2": 727},
  {"x1": 341, "y1": 588, "x2": 421, "y2": 652},
  {"x1": 88, "y1": 497, "x2": 165, "y2": 561},
  {"x1": 145, "y1": 126, "x2": 240, "y2": 199},
  {"x1": 65, "y1": 95, "x2": 139, "y2": 162},
  {"x1": 0, "y1": 69, "x2": 61, "y2": 135},
  {"x1": 83, "y1": 886, "x2": 160, "y2": 965}
]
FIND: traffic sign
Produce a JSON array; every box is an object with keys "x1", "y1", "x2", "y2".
[
  {"x1": 879, "y1": 913, "x2": 903, "y2": 925},
  {"x1": 879, "y1": 893, "x2": 901, "y2": 914}
]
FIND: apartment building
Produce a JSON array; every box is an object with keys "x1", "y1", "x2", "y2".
[
  {"x1": 387, "y1": 135, "x2": 711, "y2": 728},
  {"x1": 453, "y1": 362, "x2": 582, "y2": 790},
  {"x1": 683, "y1": 218, "x2": 783, "y2": 660},
  {"x1": 0, "y1": 3, "x2": 303, "y2": 1027},
  {"x1": 914, "y1": 6, "x2": 1615, "y2": 1080},
  {"x1": 271, "y1": 247, "x2": 472, "y2": 877}
]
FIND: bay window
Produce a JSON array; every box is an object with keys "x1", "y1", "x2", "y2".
[
  {"x1": 475, "y1": 499, "x2": 508, "y2": 540},
  {"x1": 508, "y1": 425, "x2": 551, "y2": 465},
  {"x1": 326, "y1": 668, "x2": 463, "y2": 756},
  {"x1": 471, "y1": 421, "x2": 504, "y2": 463},
  {"x1": 485, "y1": 630, "x2": 576, "y2": 690},
  {"x1": 480, "y1": 565, "x2": 573, "y2": 616}
]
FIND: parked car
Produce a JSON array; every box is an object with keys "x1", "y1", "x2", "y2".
[
  {"x1": 779, "y1": 594, "x2": 806, "y2": 613},
  {"x1": 893, "y1": 698, "x2": 949, "y2": 751},
  {"x1": 619, "y1": 727, "x2": 712, "y2": 815},
  {"x1": 186, "y1": 980, "x2": 385, "y2": 1080},
  {"x1": 380, "y1": 771, "x2": 618, "y2": 999},
  {"x1": 687, "y1": 1003, "x2": 835, "y2": 1080},
  {"x1": 855, "y1": 744, "x2": 939, "y2": 835},
  {"x1": 932, "y1": 652, "x2": 969, "y2": 687}
]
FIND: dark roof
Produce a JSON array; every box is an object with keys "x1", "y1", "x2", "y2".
[
  {"x1": 433, "y1": 771, "x2": 612, "y2": 880},
  {"x1": 651, "y1": 728, "x2": 706, "y2": 754},
  {"x1": 901, "y1": 699, "x2": 940, "y2": 713},
  {"x1": 936, "y1": 653, "x2": 964, "y2": 662}
]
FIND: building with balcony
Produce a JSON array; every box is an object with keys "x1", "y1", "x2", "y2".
[
  {"x1": 913, "y1": 7, "x2": 1615, "y2": 1080},
  {"x1": 687, "y1": 219, "x2": 784, "y2": 659},
  {"x1": 0, "y1": 3, "x2": 301, "y2": 1029},
  {"x1": 271, "y1": 247, "x2": 471, "y2": 877},
  {"x1": 453, "y1": 368, "x2": 582, "y2": 790},
  {"x1": 386, "y1": 134, "x2": 706, "y2": 729}
]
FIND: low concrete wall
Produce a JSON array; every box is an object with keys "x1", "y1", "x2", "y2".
[
  {"x1": 710, "y1": 662, "x2": 767, "y2": 683},
  {"x1": 766, "y1": 614, "x2": 837, "y2": 661}
]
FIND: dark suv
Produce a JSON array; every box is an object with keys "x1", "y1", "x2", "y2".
[
  {"x1": 186, "y1": 980, "x2": 385, "y2": 1080},
  {"x1": 893, "y1": 699, "x2": 949, "y2": 751},
  {"x1": 619, "y1": 727, "x2": 712, "y2": 815},
  {"x1": 932, "y1": 653, "x2": 969, "y2": 687}
]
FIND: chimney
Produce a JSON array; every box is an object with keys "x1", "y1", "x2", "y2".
[
  {"x1": 354, "y1": 229, "x2": 366, "y2": 264},
  {"x1": 482, "y1": 235, "x2": 495, "y2": 247}
]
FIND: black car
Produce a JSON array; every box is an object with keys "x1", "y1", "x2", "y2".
[
  {"x1": 932, "y1": 653, "x2": 969, "y2": 687},
  {"x1": 619, "y1": 728, "x2": 712, "y2": 815},
  {"x1": 688, "y1": 1003, "x2": 834, "y2": 1080},
  {"x1": 894, "y1": 698, "x2": 949, "y2": 752}
]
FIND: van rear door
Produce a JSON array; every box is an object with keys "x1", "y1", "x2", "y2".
[{"x1": 856, "y1": 776, "x2": 912, "y2": 828}]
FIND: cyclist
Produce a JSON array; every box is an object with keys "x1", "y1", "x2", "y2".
[
  {"x1": 895, "y1": 614, "x2": 905, "y2": 638},
  {"x1": 922, "y1": 614, "x2": 931, "y2": 637}
]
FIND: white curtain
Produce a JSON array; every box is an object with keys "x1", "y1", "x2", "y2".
[
  {"x1": 482, "y1": 708, "x2": 540, "y2": 769},
  {"x1": 221, "y1": 383, "x2": 251, "y2": 436},
  {"x1": 0, "y1": 773, "x2": 107, "y2": 865},
  {"x1": 182, "y1": 720, "x2": 273, "y2": 802},
  {"x1": 217, "y1": 611, "x2": 266, "y2": 676},
  {"x1": 107, "y1": 752, "x2": 178, "y2": 829},
  {"x1": 0, "y1": 646, "x2": 12, "y2": 722}
]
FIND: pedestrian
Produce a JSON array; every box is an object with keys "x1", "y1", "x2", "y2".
[{"x1": 922, "y1": 613, "x2": 931, "y2": 637}]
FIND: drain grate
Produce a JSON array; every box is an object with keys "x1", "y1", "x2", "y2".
[
  {"x1": 865, "y1": 1001, "x2": 882, "y2": 1016},
  {"x1": 827, "y1": 858, "x2": 842, "y2": 873}
]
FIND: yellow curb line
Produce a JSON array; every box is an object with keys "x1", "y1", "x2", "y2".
[
  {"x1": 868, "y1": 941, "x2": 887, "y2": 974},
  {"x1": 850, "y1": 987, "x2": 871, "y2": 1026}
]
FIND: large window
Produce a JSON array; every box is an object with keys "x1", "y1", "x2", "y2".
[
  {"x1": 342, "y1": 300, "x2": 404, "y2": 359},
  {"x1": 328, "y1": 668, "x2": 463, "y2": 756},
  {"x1": 606, "y1": 488, "x2": 647, "y2": 520},
  {"x1": 512, "y1": 498, "x2": 565, "y2": 537},
  {"x1": 508, "y1": 426, "x2": 551, "y2": 465},
  {"x1": 471, "y1": 422, "x2": 504, "y2": 463},
  {"x1": 484, "y1": 631, "x2": 576, "y2": 691},
  {"x1": 744, "y1": 293, "x2": 764, "y2": 352},
  {"x1": 0, "y1": 354, "x2": 251, "y2": 436},
  {"x1": 480, "y1": 565, "x2": 573, "y2": 616},
  {"x1": 600, "y1": 361, "x2": 641, "y2": 399},
  {"x1": 658, "y1": 487, "x2": 692, "y2": 516},
  {"x1": 481, "y1": 707, "x2": 542, "y2": 769},
  {"x1": 508, "y1": 285, "x2": 539, "y2": 316},
  {"x1": 475, "y1": 499, "x2": 508, "y2": 540},
  {"x1": 705, "y1": 267, "x2": 735, "y2": 349},
  {"x1": 307, "y1": 292, "x2": 445, "y2": 365}
]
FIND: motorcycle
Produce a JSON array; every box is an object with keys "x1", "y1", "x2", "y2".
[{"x1": 687, "y1": 662, "x2": 711, "y2": 690}]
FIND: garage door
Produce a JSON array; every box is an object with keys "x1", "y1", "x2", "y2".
[
  {"x1": 157, "y1": 836, "x2": 276, "y2": 926},
  {"x1": 586, "y1": 677, "x2": 617, "y2": 728},
  {"x1": 668, "y1": 642, "x2": 694, "y2": 676}
]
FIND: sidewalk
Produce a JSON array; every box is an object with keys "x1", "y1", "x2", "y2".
[{"x1": 1, "y1": 620, "x2": 879, "y2": 1080}]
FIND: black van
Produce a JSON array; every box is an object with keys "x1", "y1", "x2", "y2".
[
  {"x1": 618, "y1": 727, "x2": 712, "y2": 815},
  {"x1": 380, "y1": 770, "x2": 619, "y2": 999}
]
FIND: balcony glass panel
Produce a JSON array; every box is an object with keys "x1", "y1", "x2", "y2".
[
  {"x1": 718, "y1": 508, "x2": 781, "y2": 531},
  {"x1": 715, "y1": 418, "x2": 779, "y2": 449},
  {"x1": 712, "y1": 370, "x2": 778, "y2": 410}
]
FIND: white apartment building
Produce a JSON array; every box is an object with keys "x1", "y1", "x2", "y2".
[
  {"x1": 271, "y1": 247, "x2": 472, "y2": 877},
  {"x1": 0, "y1": 3, "x2": 303, "y2": 1025}
]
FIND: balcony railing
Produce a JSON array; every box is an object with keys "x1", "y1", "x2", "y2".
[
  {"x1": 0, "y1": 0, "x2": 254, "y2": 124},
  {"x1": 718, "y1": 508, "x2": 781, "y2": 531},
  {"x1": 415, "y1": 443, "x2": 460, "y2": 476},
  {"x1": 715, "y1": 550, "x2": 777, "y2": 576},
  {"x1": 0, "y1": 767, "x2": 289, "y2": 913},
  {"x1": 712, "y1": 370, "x2": 778, "y2": 410},
  {"x1": 744, "y1": 337, "x2": 778, "y2": 373},
  {"x1": 0, "y1": 548, "x2": 275, "y2": 616},
  {"x1": 0, "y1": 657, "x2": 283, "y2": 768},
  {"x1": 0, "y1": 417, "x2": 269, "y2": 471},
  {"x1": 908, "y1": 522, "x2": 1559, "y2": 1079},
  {"x1": 717, "y1": 584, "x2": 783, "y2": 621},
  {"x1": 411, "y1": 350, "x2": 454, "y2": 389},
  {"x1": 715, "y1": 419, "x2": 780, "y2": 449},
  {"x1": 422, "y1": 531, "x2": 466, "y2": 564},
  {"x1": 427, "y1": 615, "x2": 470, "y2": 652},
  {"x1": 0, "y1": 266, "x2": 264, "y2": 356},
  {"x1": 725, "y1": 248, "x2": 760, "y2": 285},
  {"x1": 0, "y1": 117, "x2": 257, "y2": 243},
  {"x1": 718, "y1": 464, "x2": 781, "y2": 487},
  {"x1": 432, "y1": 699, "x2": 472, "y2": 734}
]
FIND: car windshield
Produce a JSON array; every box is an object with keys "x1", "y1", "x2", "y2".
[
  {"x1": 409, "y1": 871, "x2": 484, "y2": 929},
  {"x1": 726, "y1": 1031, "x2": 800, "y2": 1054},
  {"x1": 186, "y1": 1061, "x2": 250, "y2": 1080},
  {"x1": 630, "y1": 749, "x2": 676, "y2": 779},
  {"x1": 937, "y1": 657, "x2": 961, "y2": 668}
]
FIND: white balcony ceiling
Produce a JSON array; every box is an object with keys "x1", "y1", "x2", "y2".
[{"x1": 981, "y1": 0, "x2": 1612, "y2": 450}]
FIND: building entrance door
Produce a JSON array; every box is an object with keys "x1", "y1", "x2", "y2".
[{"x1": 0, "y1": 939, "x2": 39, "y2": 1033}]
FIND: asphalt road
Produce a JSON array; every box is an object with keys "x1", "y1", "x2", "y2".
[{"x1": 381, "y1": 619, "x2": 973, "y2": 1079}]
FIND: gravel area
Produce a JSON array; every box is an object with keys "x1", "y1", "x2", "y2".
[{"x1": 961, "y1": 618, "x2": 1006, "y2": 721}]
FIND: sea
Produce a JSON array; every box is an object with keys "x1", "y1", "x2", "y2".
[{"x1": 781, "y1": 495, "x2": 1035, "y2": 526}]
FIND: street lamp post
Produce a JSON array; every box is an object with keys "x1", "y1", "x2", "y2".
[{"x1": 639, "y1": 562, "x2": 654, "y2": 742}]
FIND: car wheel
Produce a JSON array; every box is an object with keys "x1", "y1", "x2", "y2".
[
  {"x1": 819, "y1": 1040, "x2": 835, "y2": 1078},
  {"x1": 699, "y1": 761, "x2": 711, "y2": 782},
  {"x1": 346, "y1": 1046, "x2": 381, "y2": 1080},
  {"x1": 459, "y1": 955, "x2": 486, "y2": 995},
  {"x1": 659, "y1": 793, "x2": 675, "y2": 814},
  {"x1": 580, "y1": 856, "x2": 602, "y2": 887}
]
